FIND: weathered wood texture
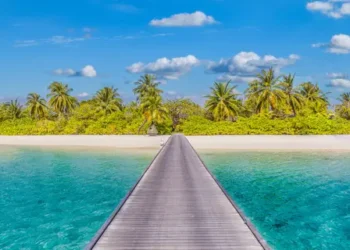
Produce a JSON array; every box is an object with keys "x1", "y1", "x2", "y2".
[{"x1": 88, "y1": 134, "x2": 266, "y2": 250}]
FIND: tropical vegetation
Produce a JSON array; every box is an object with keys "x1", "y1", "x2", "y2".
[{"x1": 1, "y1": 69, "x2": 350, "y2": 135}]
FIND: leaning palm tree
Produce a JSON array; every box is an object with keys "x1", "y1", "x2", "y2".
[
  {"x1": 280, "y1": 74, "x2": 305, "y2": 116},
  {"x1": 133, "y1": 74, "x2": 163, "y2": 102},
  {"x1": 205, "y1": 81, "x2": 241, "y2": 121},
  {"x1": 336, "y1": 92, "x2": 350, "y2": 120},
  {"x1": 138, "y1": 95, "x2": 168, "y2": 134},
  {"x1": 47, "y1": 82, "x2": 78, "y2": 117},
  {"x1": 6, "y1": 99, "x2": 23, "y2": 119},
  {"x1": 26, "y1": 93, "x2": 47, "y2": 119},
  {"x1": 248, "y1": 68, "x2": 285, "y2": 113},
  {"x1": 93, "y1": 87, "x2": 123, "y2": 115}
]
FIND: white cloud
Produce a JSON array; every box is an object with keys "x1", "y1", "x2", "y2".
[
  {"x1": 327, "y1": 72, "x2": 348, "y2": 78},
  {"x1": 14, "y1": 40, "x2": 39, "y2": 47},
  {"x1": 312, "y1": 43, "x2": 326, "y2": 48},
  {"x1": 207, "y1": 52, "x2": 300, "y2": 82},
  {"x1": 149, "y1": 11, "x2": 217, "y2": 27},
  {"x1": 331, "y1": 34, "x2": 350, "y2": 51},
  {"x1": 15, "y1": 31, "x2": 171, "y2": 48},
  {"x1": 313, "y1": 34, "x2": 350, "y2": 53},
  {"x1": 77, "y1": 92, "x2": 89, "y2": 97},
  {"x1": 167, "y1": 91, "x2": 177, "y2": 95},
  {"x1": 48, "y1": 36, "x2": 86, "y2": 44},
  {"x1": 326, "y1": 71, "x2": 350, "y2": 88},
  {"x1": 307, "y1": 1, "x2": 333, "y2": 12},
  {"x1": 81, "y1": 65, "x2": 97, "y2": 77},
  {"x1": 217, "y1": 74, "x2": 256, "y2": 83},
  {"x1": 341, "y1": 3, "x2": 350, "y2": 14},
  {"x1": 15, "y1": 35, "x2": 87, "y2": 47},
  {"x1": 306, "y1": 0, "x2": 350, "y2": 18},
  {"x1": 53, "y1": 65, "x2": 97, "y2": 78},
  {"x1": 127, "y1": 55, "x2": 200, "y2": 80},
  {"x1": 330, "y1": 78, "x2": 350, "y2": 88},
  {"x1": 53, "y1": 68, "x2": 76, "y2": 76}
]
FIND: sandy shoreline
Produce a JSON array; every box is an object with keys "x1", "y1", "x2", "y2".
[
  {"x1": 0, "y1": 135, "x2": 171, "y2": 149},
  {"x1": 0, "y1": 135, "x2": 350, "y2": 151},
  {"x1": 187, "y1": 135, "x2": 350, "y2": 150}
]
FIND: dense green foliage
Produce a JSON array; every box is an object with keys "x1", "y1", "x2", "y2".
[
  {"x1": 179, "y1": 115, "x2": 350, "y2": 135},
  {"x1": 1, "y1": 70, "x2": 350, "y2": 135}
]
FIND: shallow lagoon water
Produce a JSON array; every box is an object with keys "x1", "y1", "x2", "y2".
[
  {"x1": 0, "y1": 146, "x2": 156, "y2": 249},
  {"x1": 201, "y1": 151, "x2": 350, "y2": 250},
  {"x1": 2, "y1": 146, "x2": 350, "y2": 249}
]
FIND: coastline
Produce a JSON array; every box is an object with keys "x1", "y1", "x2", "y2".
[
  {"x1": 187, "y1": 135, "x2": 350, "y2": 151},
  {"x1": 0, "y1": 135, "x2": 350, "y2": 150},
  {"x1": 0, "y1": 135, "x2": 171, "y2": 149}
]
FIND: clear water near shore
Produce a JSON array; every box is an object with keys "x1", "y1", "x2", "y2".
[
  {"x1": 201, "y1": 151, "x2": 350, "y2": 250},
  {"x1": 0, "y1": 146, "x2": 156, "y2": 249},
  {"x1": 2, "y1": 146, "x2": 350, "y2": 250}
]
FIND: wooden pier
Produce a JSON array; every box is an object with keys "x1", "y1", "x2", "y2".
[{"x1": 86, "y1": 134, "x2": 268, "y2": 250}]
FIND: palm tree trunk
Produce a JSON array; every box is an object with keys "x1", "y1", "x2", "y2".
[
  {"x1": 138, "y1": 119, "x2": 147, "y2": 134},
  {"x1": 290, "y1": 99, "x2": 296, "y2": 117}
]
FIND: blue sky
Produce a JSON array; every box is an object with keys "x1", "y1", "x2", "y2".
[{"x1": 1, "y1": 0, "x2": 350, "y2": 105}]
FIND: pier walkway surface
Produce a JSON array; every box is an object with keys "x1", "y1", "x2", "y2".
[{"x1": 86, "y1": 134, "x2": 267, "y2": 250}]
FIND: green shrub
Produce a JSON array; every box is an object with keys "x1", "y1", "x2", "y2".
[
  {"x1": 1, "y1": 113, "x2": 350, "y2": 136},
  {"x1": 178, "y1": 115, "x2": 350, "y2": 135}
]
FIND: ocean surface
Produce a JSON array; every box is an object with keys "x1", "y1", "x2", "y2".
[
  {"x1": 2, "y1": 146, "x2": 350, "y2": 250},
  {"x1": 0, "y1": 146, "x2": 156, "y2": 250},
  {"x1": 201, "y1": 151, "x2": 350, "y2": 250}
]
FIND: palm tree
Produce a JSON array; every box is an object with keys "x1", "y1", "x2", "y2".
[
  {"x1": 336, "y1": 92, "x2": 350, "y2": 120},
  {"x1": 243, "y1": 80, "x2": 259, "y2": 116},
  {"x1": 133, "y1": 74, "x2": 162, "y2": 102},
  {"x1": 93, "y1": 87, "x2": 123, "y2": 115},
  {"x1": 47, "y1": 82, "x2": 78, "y2": 117},
  {"x1": 280, "y1": 74, "x2": 305, "y2": 116},
  {"x1": 205, "y1": 81, "x2": 241, "y2": 121},
  {"x1": 138, "y1": 95, "x2": 168, "y2": 133},
  {"x1": 0, "y1": 103, "x2": 9, "y2": 121},
  {"x1": 26, "y1": 93, "x2": 47, "y2": 119},
  {"x1": 246, "y1": 68, "x2": 285, "y2": 113},
  {"x1": 6, "y1": 99, "x2": 23, "y2": 119},
  {"x1": 299, "y1": 82, "x2": 328, "y2": 113}
]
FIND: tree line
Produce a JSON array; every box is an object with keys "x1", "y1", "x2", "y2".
[{"x1": 0, "y1": 68, "x2": 350, "y2": 135}]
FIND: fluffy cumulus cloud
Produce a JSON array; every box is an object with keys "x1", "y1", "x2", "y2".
[
  {"x1": 149, "y1": 11, "x2": 217, "y2": 27},
  {"x1": 81, "y1": 65, "x2": 97, "y2": 77},
  {"x1": 313, "y1": 34, "x2": 350, "y2": 54},
  {"x1": 329, "y1": 78, "x2": 350, "y2": 88},
  {"x1": 53, "y1": 65, "x2": 97, "y2": 78},
  {"x1": 306, "y1": 0, "x2": 350, "y2": 18},
  {"x1": 126, "y1": 55, "x2": 200, "y2": 80},
  {"x1": 327, "y1": 72, "x2": 350, "y2": 88},
  {"x1": 206, "y1": 52, "x2": 300, "y2": 83}
]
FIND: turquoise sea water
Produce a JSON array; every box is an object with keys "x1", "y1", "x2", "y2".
[
  {"x1": 0, "y1": 146, "x2": 155, "y2": 250},
  {"x1": 201, "y1": 151, "x2": 350, "y2": 250}
]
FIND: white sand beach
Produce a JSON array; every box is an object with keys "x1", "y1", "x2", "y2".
[
  {"x1": 0, "y1": 135, "x2": 350, "y2": 150},
  {"x1": 0, "y1": 135, "x2": 171, "y2": 149},
  {"x1": 187, "y1": 135, "x2": 350, "y2": 151}
]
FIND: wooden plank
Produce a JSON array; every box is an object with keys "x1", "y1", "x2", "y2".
[{"x1": 86, "y1": 134, "x2": 268, "y2": 250}]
